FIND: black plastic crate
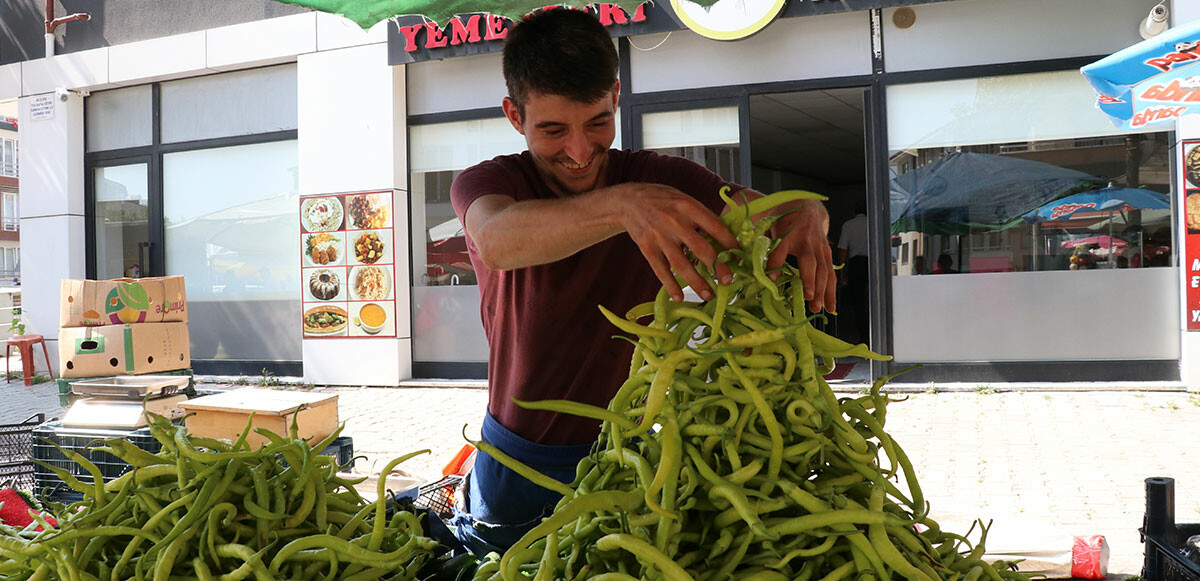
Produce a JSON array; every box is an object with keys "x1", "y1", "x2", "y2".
[
  {"x1": 0, "y1": 414, "x2": 45, "y2": 490},
  {"x1": 32, "y1": 423, "x2": 162, "y2": 492},
  {"x1": 34, "y1": 423, "x2": 353, "y2": 492},
  {"x1": 416, "y1": 474, "x2": 463, "y2": 520},
  {"x1": 317, "y1": 436, "x2": 355, "y2": 471},
  {"x1": 1142, "y1": 477, "x2": 1200, "y2": 581}
]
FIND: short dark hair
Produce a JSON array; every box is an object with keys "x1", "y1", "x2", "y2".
[{"x1": 502, "y1": 8, "x2": 619, "y2": 114}]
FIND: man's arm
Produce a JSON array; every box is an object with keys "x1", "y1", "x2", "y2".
[{"x1": 462, "y1": 183, "x2": 739, "y2": 302}]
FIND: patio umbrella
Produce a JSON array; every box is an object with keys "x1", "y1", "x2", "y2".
[
  {"x1": 1020, "y1": 186, "x2": 1170, "y2": 223},
  {"x1": 1025, "y1": 186, "x2": 1170, "y2": 269},
  {"x1": 272, "y1": 0, "x2": 653, "y2": 28},
  {"x1": 889, "y1": 152, "x2": 1103, "y2": 235},
  {"x1": 1081, "y1": 18, "x2": 1200, "y2": 129},
  {"x1": 1060, "y1": 235, "x2": 1129, "y2": 251}
]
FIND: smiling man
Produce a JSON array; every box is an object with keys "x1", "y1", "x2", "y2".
[{"x1": 448, "y1": 7, "x2": 835, "y2": 556}]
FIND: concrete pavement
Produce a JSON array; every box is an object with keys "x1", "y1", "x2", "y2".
[{"x1": 8, "y1": 377, "x2": 1199, "y2": 578}]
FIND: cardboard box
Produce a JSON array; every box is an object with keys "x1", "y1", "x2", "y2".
[
  {"x1": 178, "y1": 388, "x2": 339, "y2": 449},
  {"x1": 58, "y1": 322, "x2": 191, "y2": 378},
  {"x1": 60, "y1": 276, "x2": 188, "y2": 328}
]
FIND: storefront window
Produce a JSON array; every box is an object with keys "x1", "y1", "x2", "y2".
[
  {"x1": 643, "y1": 107, "x2": 741, "y2": 181},
  {"x1": 93, "y1": 164, "x2": 149, "y2": 280},
  {"x1": 409, "y1": 118, "x2": 526, "y2": 365},
  {"x1": 163, "y1": 141, "x2": 299, "y2": 361},
  {"x1": 85, "y1": 86, "x2": 152, "y2": 152},
  {"x1": 160, "y1": 65, "x2": 298, "y2": 144},
  {"x1": 887, "y1": 70, "x2": 1179, "y2": 363}
]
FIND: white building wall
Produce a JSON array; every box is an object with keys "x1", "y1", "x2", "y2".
[
  {"x1": 11, "y1": 12, "x2": 403, "y2": 380},
  {"x1": 883, "y1": 0, "x2": 1150, "y2": 72},
  {"x1": 17, "y1": 92, "x2": 86, "y2": 373},
  {"x1": 298, "y1": 42, "x2": 413, "y2": 385}
]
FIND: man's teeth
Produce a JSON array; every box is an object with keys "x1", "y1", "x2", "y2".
[{"x1": 562, "y1": 159, "x2": 589, "y2": 169}]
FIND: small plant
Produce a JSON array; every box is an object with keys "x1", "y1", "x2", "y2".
[
  {"x1": 256, "y1": 368, "x2": 280, "y2": 387},
  {"x1": 973, "y1": 385, "x2": 995, "y2": 395},
  {"x1": 6, "y1": 371, "x2": 49, "y2": 383},
  {"x1": 925, "y1": 382, "x2": 939, "y2": 394},
  {"x1": 230, "y1": 376, "x2": 249, "y2": 386},
  {"x1": 9, "y1": 307, "x2": 24, "y2": 336}
]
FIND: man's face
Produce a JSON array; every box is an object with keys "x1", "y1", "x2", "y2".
[{"x1": 502, "y1": 85, "x2": 619, "y2": 197}]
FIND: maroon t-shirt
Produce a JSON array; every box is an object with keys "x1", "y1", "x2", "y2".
[{"x1": 450, "y1": 149, "x2": 736, "y2": 446}]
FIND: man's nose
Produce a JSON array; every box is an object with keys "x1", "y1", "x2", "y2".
[{"x1": 564, "y1": 129, "x2": 591, "y2": 164}]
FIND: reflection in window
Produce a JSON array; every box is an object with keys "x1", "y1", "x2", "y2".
[
  {"x1": 889, "y1": 133, "x2": 1173, "y2": 275},
  {"x1": 163, "y1": 140, "x2": 299, "y2": 361}
]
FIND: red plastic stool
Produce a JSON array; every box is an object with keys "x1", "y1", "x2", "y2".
[{"x1": 6, "y1": 334, "x2": 54, "y2": 386}]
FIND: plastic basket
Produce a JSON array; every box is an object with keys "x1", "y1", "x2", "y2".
[
  {"x1": 0, "y1": 413, "x2": 45, "y2": 491},
  {"x1": 1141, "y1": 477, "x2": 1200, "y2": 581},
  {"x1": 32, "y1": 423, "x2": 161, "y2": 493},
  {"x1": 416, "y1": 474, "x2": 463, "y2": 519},
  {"x1": 34, "y1": 424, "x2": 353, "y2": 494}
]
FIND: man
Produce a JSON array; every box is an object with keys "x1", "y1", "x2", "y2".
[
  {"x1": 448, "y1": 7, "x2": 836, "y2": 555},
  {"x1": 837, "y1": 202, "x2": 869, "y2": 343}
]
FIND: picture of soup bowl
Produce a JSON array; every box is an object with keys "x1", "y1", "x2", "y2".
[{"x1": 358, "y1": 302, "x2": 388, "y2": 335}]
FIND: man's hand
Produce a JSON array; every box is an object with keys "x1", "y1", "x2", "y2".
[
  {"x1": 608, "y1": 183, "x2": 739, "y2": 303},
  {"x1": 767, "y1": 198, "x2": 836, "y2": 313}
]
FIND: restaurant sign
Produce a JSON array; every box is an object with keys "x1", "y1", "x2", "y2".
[{"x1": 386, "y1": 0, "x2": 963, "y2": 65}]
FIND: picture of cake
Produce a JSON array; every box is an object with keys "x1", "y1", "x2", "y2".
[{"x1": 308, "y1": 269, "x2": 341, "y2": 301}]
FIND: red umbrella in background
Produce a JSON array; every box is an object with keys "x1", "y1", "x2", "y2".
[{"x1": 1060, "y1": 235, "x2": 1130, "y2": 251}]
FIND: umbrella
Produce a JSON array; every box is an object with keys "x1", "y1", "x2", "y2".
[
  {"x1": 273, "y1": 0, "x2": 650, "y2": 28},
  {"x1": 1025, "y1": 186, "x2": 1170, "y2": 269},
  {"x1": 1060, "y1": 235, "x2": 1128, "y2": 250},
  {"x1": 1081, "y1": 19, "x2": 1200, "y2": 129},
  {"x1": 1020, "y1": 186, "x2": 1170, "y2": 223},
  {"x1": 889, "y1": 152, "x2": 1103, "y2": 235}
]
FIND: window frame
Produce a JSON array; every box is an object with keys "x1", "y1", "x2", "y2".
[{"x1": 84, "y1": 69, "x2": 300, "y2": 377}]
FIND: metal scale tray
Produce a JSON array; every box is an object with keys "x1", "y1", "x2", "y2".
[{"x1": 68, "y1": 375, "x2": 189, "y2": 400}]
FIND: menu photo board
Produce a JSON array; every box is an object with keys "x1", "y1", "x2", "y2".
[
  {"x1": 299, "y1": 191, "x2": 397, "y2": 339},
  {"x1": 1183, "y1": 140, "x2": 1200, "y2": 331}
]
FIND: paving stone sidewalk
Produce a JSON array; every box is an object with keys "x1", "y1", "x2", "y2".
[{"x1": 8, "y1": 379, "x2": 1199, "y2": 578}]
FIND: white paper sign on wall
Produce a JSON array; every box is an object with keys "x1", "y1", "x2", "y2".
[{"x1": 30, "y1": 95, "x2": 54, "y2": 121}]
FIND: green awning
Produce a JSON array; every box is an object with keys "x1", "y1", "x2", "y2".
[{"x1": 272, "y1": 0, "x2": 654, "y2": 29}]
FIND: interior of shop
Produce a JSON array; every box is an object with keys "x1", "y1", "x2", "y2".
[{"x1": 748, "y1": 88, "x2": 870, "y2": 349}]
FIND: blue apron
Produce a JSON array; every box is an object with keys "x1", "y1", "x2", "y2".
[{"x1": 449, "y1": 412, "x2": 592, "y2": 557}]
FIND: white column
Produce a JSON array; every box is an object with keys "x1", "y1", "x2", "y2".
[
  {"x1": 18, "y1": 91, "x2": 86, "y2": 374},
  {"x1": 1178, "y1": 114, "x2": 1200, "y2": 392},
  {"x1": 297, "y1": 42, "x2": 411, "y2": 386}
]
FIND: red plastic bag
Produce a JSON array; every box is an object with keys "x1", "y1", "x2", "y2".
[{"x1": 1071, "y1": 535, "x2": 1109, "y2": 579}]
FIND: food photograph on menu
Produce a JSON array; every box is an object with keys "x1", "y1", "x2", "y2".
[{"x1": 300, "y1": 192, "x2": 397, "y2": 339}]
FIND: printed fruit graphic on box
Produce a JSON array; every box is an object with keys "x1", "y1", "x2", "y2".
[
  {"x1": 60, "y1": 276, "x2": 188, "y2": 328},
  {"x1": 105, "y1": 282, "x2": 150, "y2": 324}
]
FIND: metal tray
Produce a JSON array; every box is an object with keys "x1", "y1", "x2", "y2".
[{"x1": 69, "y1": 375, "x2": 189, "y2": 399}]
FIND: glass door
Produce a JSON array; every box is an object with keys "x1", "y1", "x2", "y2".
[{"x1": 91, "y1": 160, "x2": 153, "y2": 279}]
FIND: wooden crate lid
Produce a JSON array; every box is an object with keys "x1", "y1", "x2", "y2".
[{"x1": 178, "y1": 388, "x2": 337, "y2": 416}]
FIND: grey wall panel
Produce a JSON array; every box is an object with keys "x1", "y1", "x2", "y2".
[{"x1": 883, "y1": 0, "x2": 1149, "y2": 72}]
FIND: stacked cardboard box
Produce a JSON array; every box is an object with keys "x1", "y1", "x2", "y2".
[{"x1": 57, "y1": 277, "x2": 190, "y2": 378}]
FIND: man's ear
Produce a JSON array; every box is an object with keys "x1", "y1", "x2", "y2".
[
  {"x1": 611, "y1": 80, "x2": 620, "y2": 109},
  {"x1": 502, "y1": 97, "x2": 525, "y2": 134}
]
